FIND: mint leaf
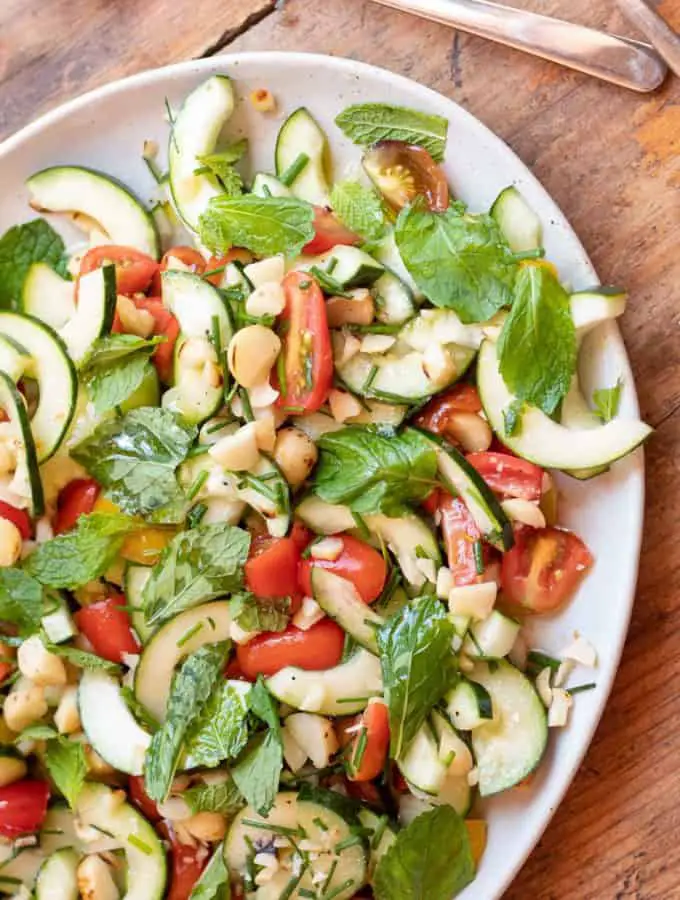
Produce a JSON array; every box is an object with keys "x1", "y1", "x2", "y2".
[
  {"x1": 45, "y1": 737, "x2": 87, "y2": 809},
  {"x1": 593, "y1": 379, "x2": 623, "y2": 423},
  {"x1": 85, "y1": 356, "x2": 155, "y2": 416},
  {"x1": 0, "y1": 569, "x2": 44, "y2": 632},
  {"x1": 184, "y1": 776, "x2": 244, "y2": 817},
  {"x1": 143, "y1": 524, "x2": 250, "y2": 627},
  {"x1": 330, "y1": 181, "x2": 386, "y2": 242},
  {"x1": 45, "y1": 642, "x2": 121, "y2": 674},
  {"x1": 120, "y1": 687, "x2": 160, "y2": 733},
  {"x1": 498, "y1": 264, "x2": 576, "y2": 416},
  {"x1": 198, "y1": 195, "x2": 315, "y2": 257},
  {"x1": 395, "y1": 204, "x2": 517, "y2": 323},
  {"x1": 502, "y1": 399, "x2": 524, "y2": 437},
  {"x1": 335, "y1": 103, "x2": 448, "y2": 162},
  {"x1": 377, "y1": 596, "x2": 455, "y2": 758},
  {"x1": 248, "y1": 676, "x2": 280, "y2": 733},
  {"x1": 184, "y1": 681, "x2": 251, "y2": 768},
  {"x1": 24, "y1": 513, "x2": 138, "y2": 588},
  {"x1": 82, "y1": 334, "x2": 164, "y2": 368},
  {"x1": 0, "y1": 219, "x2": 67, "y2": 310},
  {"x1": 196, "y1": 152, "x2": 244, "y2": 197},
  {"x1": 311, "y1": 426, "x2": 438, "y2": 516},
  {"x1": 229, "y1": 594, "x2": 291, "y2": 634},
  {"x1": 231, "y1": 677, "x2": 283, "y2": 816},
  {"x1": 189, "y1": 843, "x2": 230, "y2": 900},
  {"x1": 71, "y1": 408, "x2": 197, "y2": 521},
  {"x1": 373, "y1": 806, "x2": 475, "y2": 900},
  {"x1": 144, "y1": 642, "x2": 230, "y2": 803}
]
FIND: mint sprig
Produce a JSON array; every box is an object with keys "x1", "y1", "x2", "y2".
[{"x1": 199, "y1": 195, "x2": 315, "y2": 257}]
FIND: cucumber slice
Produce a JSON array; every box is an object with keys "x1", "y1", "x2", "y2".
[
  {"x1": 416, "y1": 429, "x2": 513, "y2": 551},
  {"x1": 267, "y1": 648, "x2": 382, "y2": 715},
  {"x1": 0, "y1": 312, "x2": 77, "y2": 463},
  {"x1": 60, "y1": 264, "x2": 116, "y2": 365},
  {"x1": 163, "y1": 336, "x2": 223, "y2": 425},
  {"x1": 296, "y1": 496, "x2": 355, "y2": 533},
  {"x1": 22, "y1": 264, "x2": 75, "y2": 330},
  {"x1": 275, "y1": 108, "x2": 331, "y2": 205},
  {"x1": 41, "y1": 592, "x2": 76, "y2": 644},
  {"x1": 400, "y1": 308, "x2": 484, "y2": 352},
  {"x1": 490, "y1": 186, "x2": 542, "y2": 253},
  {"x1": 162, "y1": 270, "x2": 233, "y2": 346},
  {"x1": 0, "y1": 846, "x2": 44, "y2": 894},
  {"x1": 251, "y1": 172, "x2": 292, "y2": 198},
  {"x1": 357, "y1": 809, "x2": 396, "y2": 878},
  {"x1": 372, "y1": 269, "x2": 416, "y2": 325},
  {"x1": 0, "y1": 370, "x2": 44, "y2": 516},
  {"x1": 35, "y1": 848, "x2": 79, "y2": 900},
  {"x1": 373, "y1": 232, "x2": 423, "y2": 299},
  {"x1": 398, "y1": 723, "x2": 448, "y2": 795},
  {"x1": 446, "y1": 678, "x2": 493, "y2": 730},
  {"x1": 470, "y1": 660, "x2": 548, "y2": 796},
  {"x1": 40, "y1": 804, "x2": 120, "y2": 857},
  {"x1": 316, "y1": 245, "x2": 384, "y2": 288},
  {"x1": 225, "y1": 792, "x2": 366, "y2": 900},
  {"x1": 312, "y1": 567, "x2": 383, "y2": 653},
  {"x1": 401, "y1": 772, "x2": 473, "y2": 821},
  {"x1": 168, "y1": 75, "x2": 236, "y2": 231},
  {"x1": 27, "y1": 166, "x2": 159, "y2": 258},
  {"x1": 477, "y1": 340, "x2": 651, "y2": 470},
  {"x1": 75, "y1": 783, "x2": 166, "y2": 900},
  {"x1": 463, "y1": 610, "x2": 520, "y2": 659},
  {"x1": 79, "y1": 670, "x2": 151, "y2": 775},
  {"x1": 570, "y1": 287, "x2": 626, "y2": 335},
  {"x1": 0, "y1": 334, "x2": 31, "y2": 382},
  {"x1": 560, "y1": 375, "x2": 608, "y2": 480},
  {"x1": 125, "y1": 565, "x2": 154, "y2": 644},
  {"x1": 134, "y1": 601, "x2": 232, "y2": 721}
]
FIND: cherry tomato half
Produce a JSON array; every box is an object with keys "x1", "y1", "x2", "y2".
[
  {"x1": 0, "y1": 780, "x2": 50, "y2": 838},
  {"x1": 127, "y1": 297, "x2": 180, "y2": 384},
  {"x1": 303, "y1": 207, "x2": 361, "y2": 255},
  {"x1": 362, "y1": 141, "x2": 449, "y2": 212},
  {"x1": 414, "y1": 384, "x2": 482, "y2": 438},
  {"x1": 339, "y1": 699, "x2": 390, "y2": 782},
  {"x1": 204, "y1": 249, "x2": 254, "y2": 286},
  {"x1": 128, "y1": 776, "x2": 161, "y2": 823},
  {"x1": 467, "y1": 452, "x2": 544, "y2": 502},
  {"x1": 439, "y1": 493, "x2": 484, "y2": 587},
  {"x1": 150, "y1": 247, "x2": 207, "y2": 294},
  {"x1": 298, "y1": 535, "x2": 387, "y2": 604},
  {"x1": 275, "y1": 272, "x2": 333, "y2": 414},
  {"x1": 501, "y1": 526, "x2": 593, "y2": 614},
  {"x1": 289, "y1": 521, "x2": 313, "y2": 553},
  {"x1": 158, "y1": 822, "x2": 207, "y2": 900},
  {"x1": 0, "y1": 500, "x2": 32, "y2": 541},
  {"x1": 245, "y1": 536, "x2": 302, "y2": 614},
  {"x1": 75, "y1": 595, "x2": 141, "y2": 664},
  {"x1": 236, "y1": 619, "x2": 345, "y2": 679},
  {"x1": 80, "y1": 246, "x2": 159, "y2": 296},
  {"x1": 53, "y1": 479, "x2": 101, "y2": 535}
]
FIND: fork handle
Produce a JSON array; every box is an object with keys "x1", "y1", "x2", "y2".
[{"x1": 616, "y1": 0, "x2": 680, "y2": 78}]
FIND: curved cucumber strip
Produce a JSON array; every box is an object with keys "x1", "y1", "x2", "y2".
[
  {"x1": 35, "y1": 848, "x2": 79, "y2": 900},
  {"x1": 490, "y1": 186, "x2": 542, "y2": 253},
  {"x1": 570, "y1": 287, "x2": 626, "y2": 335},
  {"x1": 27, "y1": 166, "x2": 159, "y2": 258},
  {"x1": 312, "y1": 567, "x2": 382, "y2": 653},
  {"x1": 275, "y1": 108, "x2": 331, "y2": 205},
  {"x1": 169, "y1": 75, "x2": 235, "y2": 231},
  {"x1": 0, "y1": 370, "x2": 44, "y2": 516},
  {"x1": 0, "y1": 312, "x2": 77, "y2": 463},
  {"x1": 0, "y1": 334, "x2": 31, "y2": 382},
  {"x1": 60, "y1": 264, "x2": 116, "y2": 365},
  {"x1": 560, "y1": 375, "x2": 609, "y2": 480},
  {"x1": 125, "y1": 565, "x2": 154, "y2": 644},
  {"x1": 22, "y1": 263, "x2": 76, "y2": 331},
  {"x1": 478, "y1": 340, "x2": 651, "y2": 470}
]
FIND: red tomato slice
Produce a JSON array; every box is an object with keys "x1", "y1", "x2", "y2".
[
  {"x1": 501, "y1": 526, "x2": 593, "y2": 614},
  {"x1": 158, "y1": 823, "x2": 207, "y2": 900},
  {"x1": 128, "y1": 776, "x2": 161, "y2": 823},
  {"x1": 341, "y1": 700, "x2": 390, "y2": 782},
  {"x1": 53, "y1": 479, "x2": 101, "y2": 535},
  {"x1": 224, "y1": 657, "x2": 253, "y2": 682},
  {"x1": 414, "y1": 384, "x2": 482, "y2": 437},
  {"x1": 466, "y1": 452, "x2": 544, "y2": 501},
  {"x1": 75, "y1": 595, "x2": 141, "y2": 664},
  {"x1": 0, "y1": 500, "x2": 32, "y2": 540},
  {"x1": 275, "y1": 272, "x2": 333, "y2": 414},
  {"x1": 236, "y1": 619, "x2": 345, "y2": 679},
  {"x1": 150, "y1": 247, "x2": 207, "y2": 294},
  {"x1": 132, "y1": 297, "x2": 180, "y2": 384},
  {"x1": 298, "y1": 535, "x2": 387, "y2": 604},
  {"x1": 0, "y1": 780, "x2": 50, "y2": 837},
  {"x1": 303, "y1": 207, "x2": 361, "y2": 255},
  {"x1": 421, "y1": 489, "x2": 441, "y2": 517},
  {"x1": 245, "y1": 536, "x2": 302, "y2": 614},
  {"x1": 80, "y1": 246, "x2": 159, "y2": 296},
  {"x1": 289, "y1": 521, "x2": 313, "y2": 553},
  {"x1": 0, "y1": 663, "x2": 13, "y2": 684},
  {"x1": 439, "y1": 493, "x2": 483, "y2": 587},
  {"x1": 204, "y1": 249, "x2": 254, "y2": 286}
]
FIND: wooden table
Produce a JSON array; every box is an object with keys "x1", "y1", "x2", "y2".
[{"x1": 2, "y1": 0, "x2": 679, "y2": 895}]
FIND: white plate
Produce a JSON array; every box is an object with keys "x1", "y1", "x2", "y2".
[{"x1": 0, "y1": 52, "x2": 644, "y2": 898}]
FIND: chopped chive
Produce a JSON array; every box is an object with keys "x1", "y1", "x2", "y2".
[
  {"x1": 362, "y1": 365, "x2": 379, "y2": 393},
  {"x1": 128, "y1": 833, "x2": 153, "y2": 855},
  {"x1": 347, "y1": 322, "x2": 403, "y2": 334},
  {"x1": 241, "y1": 819, "x2": 304, "y2": 838},
  {"x1": 526, "y1": 650, "x2": 561, "y2": 675},
  {"x1": 510, "y1": 247, "x2": 546, "y2": 262},
  {"x1": 282, "y1": 405, "x2": 305, "y2": 413},
  {"x1": 350, "y1": 726, "x2": 368, "y2": 775},
  {"x1": 323, "y1": 879, "x2": 355, "y2": 900},
  {"x1": 0, "y1": 876, "x2": 21, "y2": 885},
  {"x1": 336, "y1": 696, "x2": 372, "y2": 704},
  {"x1": 279, "y1": 862, "x2": 310, "y2": 900},
  {"x1": 351, "y1": 511, "x2": 370, "y2": 540},
  {"x1": 192, "y1": 165, "x2": 211, "y2": 176},
  {"x1": 313, "y1": 815, "x2": 328, "y2": 832},
  {"x1": 244, "y1": 836, "x2": 257, "y2": 891},
  {"x1": 473, "y1": 539, "x2": 484, "y2": 575},
  {"x1": 176, "y1": 621, "x2": 204, "y2": 648},
  {"x1": 298, "y1": 279, "x2": 312, "y2": 289},
  {"x1": 187, "y1": 444, "x2": 210, "y2": 458},
  {"x1": 203, "y1": 264, "x2": 226, "y2": 280},
  {"x1": 322, "y1": 860, "x2": 338, "y2": 897},
  {"x1": 299, "y1": 890, "x2": 317, "y2": 899},
  {"x1": 567, "y1": 682, "x2": 597, "y2": 695},
  {"x1": 207, "y1": 616, "x2": 217, "y2": 630},
  {"x1": 239, "y1": 387, "x2": 254, "y2": 422},
  {"x1": 371, "y1": 814, "x2": 389, "y2": 850},
  {"x1": 309, "y1": 265, "x2": 352, "y2": 298},
  {"x1": 205, "y1": 419, "x2": 229, "y2": 434},
  {"x1": 326, "y1": 257, "x2": 338, "y2": 276},
  {"x1": 276, "y1": 350, "x2": 288, "y2": 399},
  {"x1": 210, "y1": 314, "x2": 222, "y2": 356},
  {"x1": 334, "y1": 833, "x2": 363, "y2": 853},
  {"x1": 186, "y1": 469, "x2": 209, "y2": 502},
  {"x1": 142, "y1": 155, "x2": 167, "y2": 185},
  {"x1": 279, "y1": 152, "x2": 310, "y2": 187},
  {"x1": 187, "y1": 503, "x2": 207, "y2": 528}
]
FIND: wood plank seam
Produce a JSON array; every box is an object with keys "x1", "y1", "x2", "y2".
[{"x1": 199, "y1": 1, "x2": 278, "y2": 57}]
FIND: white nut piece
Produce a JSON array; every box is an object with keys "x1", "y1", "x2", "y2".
[
  {"x1": 209, "y1": 423, "x2": 260, "y2": 472},
  {"x1": 326, "y1": 291, "x2": 374, "y2": 328},
  {"x1": 77, "y1": 854, "x2": 120, "y2": 900},
  {"x1": 181, "y1": 812, "x2": 227, "y2": 843},
  {"x1": 0, "y1": 519, "x2": 22, "y2": 567},
  {"x1": 227, "y1": 325, "x2": 281, "y2": 389},
  {"x1": 253, "y1": 416, "x2": 277, "y2": 453},
  {"x1": 116, "y1": 295, "x2": 155, "y2": 339},
  {"x1": 328, "y1": 389, "x2": 363, "y2": 424},
  {"x1": 17, "y1": 636, "x2": 67, "y2": 687},
  {"x1": 246, "y1": 282, "x2": 286, "y2": 318},
  {"x1": 443, "y1": 412, "x2": 492, "y2": 453},
  {"x1": 284, "y1": 713, "x2": 339, "y2": 770},
  {"x1": 501, "y1": 498, "x2": 546, "y2": 530},
  {"x1": 157, "y1": 795, "x2": 191, "y2": 822},
  {"x1": 273, "y1": 427, "x2": 318, "y2": 488},
  {"x1": 0, "y1": 755, "x2": 27, "y2": 787},
  {"x1": 3, "y1": 683, "x2": 48, "y2": 733},
  {"x1": 310, "y1": 537, "x2": 344, "y2": 562},
  {"x1": 292, "y1": 596, "x2": 326, "y2": 632},
  {"x1": 54, "y1": 686, "x2": 81, "y2": 734},
  {"x1": 422, "y1": 343, "x2": 456, "y2": 387}
]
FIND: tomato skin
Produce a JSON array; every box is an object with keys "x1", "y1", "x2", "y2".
[
  {"x1": 298, "y1": 535, "x2": 387, "y2": 604},
  {"x1": 204, "y1": 249, "x2": 254, "y2": 286},
  {"x1": 159, "y1": 823, "x2": 207, "y2": 900},
  {"x1": 236, "y1": 619, "x2": 344, "y2": 679},
  {"x1": 439, "y1": 493, "x2": 483, "y2": 587},
  {"x1": 0, "y1": 663, "x2": 13, "y2": 684},
  {"x1": 128, "y1": 776, "x2": 161, "y2": 823},
  {"x1": 414, "y1": 385, "x2": 482, "y2": 439},
  {"x1": 53, "y1": 479, "x2": 101, "y2": 535},
  {"x1": 501, "y1": 526, "x2": 593, "y2": 614},
  {"x1": 245, "y1": 537, "x2": 302, "y2": 615},
  {"x1": 0, "y1": 780, "x2": 50, "y2": 837},
  {"x1": 466, "y1": 452, "x2": 544, "y2": 501},
  {"x1": 80, "y1": 246, "x2": 159, "y2": 296},
  {"x1": 75, "y1": 595, "x2": 141, "y2": 664},
  {"x1": 224, "y1": 657, "x2": 253, "y2": 682},
  {"x1": 362, "y1": 141, "x2": 449, "y2": 212},
  {"x1": 132, "y1": 297, "x2": 180, "y2": 384},
  {"x1": 150, "y1": 247, "x2": 207, "y2": 294},
  {"x1": 303, "y1": 207, "x2": 361, "y2": 255},
  {"x1": 0, "y1": 500, "x2": 32, "y2": 540},
  {"x1": 340, "y1": 700, "x2": 390, "y2": 782},
  {"x1": 275, "y1": 272, "x2": 333, "y2": 414},
  {"x1": 421, "y1": 489, "x2": 441, "y2": 517},
  {"x1": 289, "y1": 521, "x2": 312, "y2": 553}
]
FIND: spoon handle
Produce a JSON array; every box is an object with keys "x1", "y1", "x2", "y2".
[{"x1": 616, "y1": 0, "x2": 680, "y2": 78}]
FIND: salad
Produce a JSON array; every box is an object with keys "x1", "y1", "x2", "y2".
[{"x1": 0, "y1": 73, "x2": 651, "y2": 900}]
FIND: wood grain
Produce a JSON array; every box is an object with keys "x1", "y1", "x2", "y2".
[{"x1": 1, "y1": 0, "x2": 680, "y2": 897}]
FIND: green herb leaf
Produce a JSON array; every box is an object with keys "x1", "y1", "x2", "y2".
[
  {"x1": 184, "y1": 681, "x2": 251, "y2": 768},
  {"x1": 199, "y1": 139, "x2": 248, "y2": 169},
  {"x1": 144, "y1": 642, "x2": 231, "y2": 803},
  {"x1": 71, "y1": 408, "x2": 197, "y2": 521},
  {"x1": 16, "y1": 724, "x2": 58, "y2": 743},
  {"x1": 231, "y1": 678, "x2": 283, "y2": 816},
  {"x1": 198, "y1": 195, "x2": 315, "y2": 258},
  {"x1": 120, "y1": 686, "x2": 160, "y2": 733},
  {"x1": 593, "y1": 379, "x2": 623, "y2": 423},
  {"x1": 82, "y1": 334, "x2": 164, "y2": 368},
  {"x1": 0, "y1": 220, "x2": 68, "y2": 310},
  {"x1": 189, "y1": 843, "x2": 230, "y2": 900},
  {"x1": 0, "y1": 569, "x2": 44, "y2": 632},
  {"x1": 24, "y1": 513, "x2": 138, "y2": 589},
  {"x1": 329, "y1": 181, "x2": 386, "y2": 242},
  {"x1": 196, "y1": 152, "x2": 245, "y2": 197},
  {"x1": 498, "y1": 264, "x2": 576, "y2": 415},
  {"x1": 395, "y1": 204, "x2": 517, "y2": 323},
  {"x1": 373, "y1": 806, "x2": 475, "y2": 900},
  {"x1": 502, "y1": 399, "x2": 524, "y2": 437},
  {"x1": 377, "y1": 596, "x2": 455, "y2": 757},
  {"x1": 45, "y1": 737, "x2": 88, "y2": 809},
  {"x1": 45, "y1": 643, "x2": 121, "y2": 674},
  {"x1": 184, "y1": 776, "x2": 244, "y2": 817},
  {"x1": 311, "y1": 426, "x2": 438, "y2": 516},
  {"x1": 142, "y1": 524, "x2": 250, "y2": 626},
  {"x1": 85, "y1": 356, "x2": 155, "y2": 416},
  {"x1": 229, "y1": 594, "x2": 291, "y2": 634},
  {"x1": 335, "y1": 104, "x2": 449, "y2": 162}
]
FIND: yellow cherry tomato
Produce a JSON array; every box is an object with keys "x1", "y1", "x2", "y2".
[{"x1": 465, "y1": 819, "x2": 487, "y2": 867}]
